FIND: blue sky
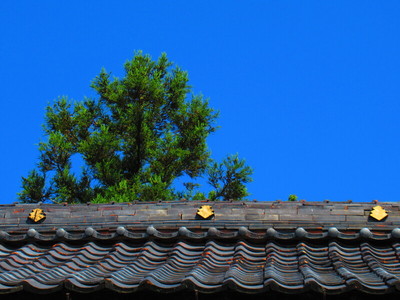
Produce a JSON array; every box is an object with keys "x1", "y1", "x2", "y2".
[{"x1": 1, "y1": 1, "x2": 400, "y2": 203}]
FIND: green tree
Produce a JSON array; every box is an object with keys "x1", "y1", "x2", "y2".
[
  {"x1": 207, "y1": 154, "x2": 253, "y2": 201},
  {"x1": 19, "y1": 52, "x2": 252, "y2": 203}
]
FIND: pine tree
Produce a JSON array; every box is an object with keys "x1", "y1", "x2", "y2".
[{"x1": 19, "y1": 52, "x2": 252, "y2": 203}]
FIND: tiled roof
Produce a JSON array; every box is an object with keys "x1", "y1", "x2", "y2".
[
  {"x1": 1, "y1": 240, "x2": 400, "y2": 294},
  {"x1": 0, "y1": 201, "x2": 399, "y2": 295}
]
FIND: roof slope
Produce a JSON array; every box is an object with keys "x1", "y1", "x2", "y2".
[
  {"x1": 0, "y1": 239, "x2": 399, "y2": 294},
  {"x1": 0, "y1": 201, "x2": 399, "y2": 294}
]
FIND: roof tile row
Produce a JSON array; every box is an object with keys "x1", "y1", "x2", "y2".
[
  {"x1": 0, "y1": 240, "x2": 399, "y2": 294},
  {"x1": 0, "y1": 226, "x2": 400, "y2": 242}
]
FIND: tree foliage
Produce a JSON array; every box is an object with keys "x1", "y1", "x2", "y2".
[
  {"x1": 208, "y1": 154, "x2": 253, "y2": 201},
  {"x1": 19, "y1": 52, "x2": 252, "y2": 203}
]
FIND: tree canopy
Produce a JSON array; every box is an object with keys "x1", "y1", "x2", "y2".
[{"x1": 19, "y1": 52, "x2": 252, "y2": 203}]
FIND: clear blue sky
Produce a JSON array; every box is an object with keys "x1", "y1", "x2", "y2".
[{"x1": 1, "y1": 1, "x2": 400, "y2": 203}]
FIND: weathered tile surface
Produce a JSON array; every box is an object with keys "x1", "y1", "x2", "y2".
[{"x1": 0, "y1": 201, "x2": 398, "y2": 295}]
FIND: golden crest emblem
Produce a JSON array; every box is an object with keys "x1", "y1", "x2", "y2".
[
  {"x1": 197, "y1": 205, "x2": 214, "y2": 219},
  {"x1": 28, "y1": 208, "x2": 46, "y2": 223},
  {"x1": 370, "y1": 205, "x2": 388, "y2": 221}
]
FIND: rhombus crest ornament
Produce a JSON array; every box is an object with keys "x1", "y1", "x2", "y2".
[
  {"x1": 370, "y1": 205, "x2": 388, "y2": 221},
  {"x1": 197, "y1": 205, "x2": 214, "y2": 219},
  {"x1": 28, "y1": 208, "x2": 46, "y2": 223}
]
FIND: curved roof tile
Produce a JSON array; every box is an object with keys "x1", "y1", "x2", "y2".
[{"x1": 0, "y1": 240, "x2": 397, "y2": 294}]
